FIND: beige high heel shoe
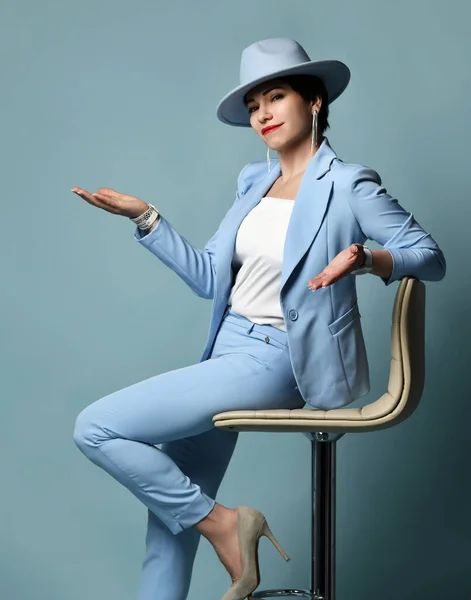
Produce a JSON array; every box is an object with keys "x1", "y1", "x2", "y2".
[{"x1": 221, "y1": 506, "x2": 290, "y2": 600}]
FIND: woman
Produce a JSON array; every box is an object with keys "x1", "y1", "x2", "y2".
[{"x1": 72, "y1": 38, "x2": 446, "y2": 600}]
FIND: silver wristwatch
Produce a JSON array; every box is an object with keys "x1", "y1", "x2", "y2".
[{"x1": 351, "y1": 244, "x2": 373, "y2": 275}]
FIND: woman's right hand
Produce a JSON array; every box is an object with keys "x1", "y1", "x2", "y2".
[{"x1": 71, "y1": 187, "x2": 149, "y2": 219}]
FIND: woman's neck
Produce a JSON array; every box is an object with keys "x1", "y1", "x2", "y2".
[{"x1": 276, "y1": 136, "x2": 324, "y2": 181}]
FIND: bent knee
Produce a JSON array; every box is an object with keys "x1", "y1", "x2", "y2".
[{"x1": 73, "y1": 405, "x2": 104, "y2": 454}]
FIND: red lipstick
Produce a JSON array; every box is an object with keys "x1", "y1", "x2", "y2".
[{"x1": 261, "y1": 124, "x2": 282, "y2": 135}]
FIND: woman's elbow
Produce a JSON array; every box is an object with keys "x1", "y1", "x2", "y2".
[{"x1": 428, "y1": 249, "x2": 446, "y2": 281}]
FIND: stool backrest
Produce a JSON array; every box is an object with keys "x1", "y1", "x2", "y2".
[{"x1": 361, "y1": 277, "x2": 426, "y2": 426}]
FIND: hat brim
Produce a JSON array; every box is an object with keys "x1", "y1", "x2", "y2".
[{"x1": 216, "y1": 59, "x2": 350, "y2": 127}]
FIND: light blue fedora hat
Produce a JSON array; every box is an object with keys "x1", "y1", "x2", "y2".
[{"x1": 216, "y1": 38, "x2": 350, "y2": 127}]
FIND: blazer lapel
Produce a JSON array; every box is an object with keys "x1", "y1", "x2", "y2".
[
  {"x1": 215, "y1": 164, "x2": 282, "y2": 295},
  {"x1": 280, "y1": 173, "x2": 333, "y2": 293},
  {"x1": 280, "y1": 138, "x2": 337, "y2": 293}
]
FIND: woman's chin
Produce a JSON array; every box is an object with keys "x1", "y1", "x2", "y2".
[{"x1": 267, "y1": 141, "x2": 287, "y2": 153}]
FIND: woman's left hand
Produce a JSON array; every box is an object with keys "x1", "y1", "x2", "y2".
[{"x1": 307, "y1": 244, "x2": 365, "y2": 291}]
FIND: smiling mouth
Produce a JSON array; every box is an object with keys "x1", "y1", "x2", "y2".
[{"x1": 262, "y1": 125, "x2": 282, "y2": 135}]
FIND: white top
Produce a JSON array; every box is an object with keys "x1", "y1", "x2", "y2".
[{"x1": 228, "y1": 197, "x2": 295, "y2": 332}]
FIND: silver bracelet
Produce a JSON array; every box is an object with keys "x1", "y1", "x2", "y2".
[{"x1": 131, "y1": 203, "x2": 159, "y2": 231}]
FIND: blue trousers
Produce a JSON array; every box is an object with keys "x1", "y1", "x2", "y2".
[{"x1": 73, "y1": 308, "x2": 304, "y2": 600}]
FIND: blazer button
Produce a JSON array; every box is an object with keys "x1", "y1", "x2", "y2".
[{"x1": 288, "y1": 309, "x2": 298, "y2": 321}]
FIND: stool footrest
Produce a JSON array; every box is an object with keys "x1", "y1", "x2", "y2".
[{"x1": 251, "y1": 590, "x2": 320, "y2": 599}]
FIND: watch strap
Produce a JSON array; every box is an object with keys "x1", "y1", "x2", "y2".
[{"x1": 351, "y1": 245, "x2": 373, "y2": 275}]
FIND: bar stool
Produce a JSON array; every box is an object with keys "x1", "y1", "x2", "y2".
[{"x1": 212, "y1": 277, "x2": 426, "y2": 600}]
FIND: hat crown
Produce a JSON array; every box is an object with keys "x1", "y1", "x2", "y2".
[{"x1": 240, "y1": 38, "x2": 311, "y2": 86}]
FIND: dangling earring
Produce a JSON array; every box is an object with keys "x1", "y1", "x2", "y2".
[
  {"x1": 266, "y1": 145, "x2": 271, "y2": 173},
  {"x1": 311, "y1": 110, "x2": 318, "y2": 154}
]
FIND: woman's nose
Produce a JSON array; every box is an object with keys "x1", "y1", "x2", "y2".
[{"x1": 258, "y1": 108, "x2": 273, "y2": 123}]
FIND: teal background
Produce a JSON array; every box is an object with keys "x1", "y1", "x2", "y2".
[{"x1": 0, "y1": 0, "x2": 469, "y2": 598}]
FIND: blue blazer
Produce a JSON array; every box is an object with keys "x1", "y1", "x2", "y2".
[{"x1": 135, "y1": 138, "x2": 446, "y2": 410}]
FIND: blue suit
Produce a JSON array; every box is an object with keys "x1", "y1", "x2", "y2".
[
  {"x1": 74, "y1": 138, "x2": 446, "y2": 599},
  {"x1": 135, "y1": 137, "x2": 446, "y2": 410}
]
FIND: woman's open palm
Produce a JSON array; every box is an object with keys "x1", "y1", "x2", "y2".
[
  {"x1": 71, "y1": 187, "x2": 148, "y2": 219},
  {"x1": 308, "y1": 243, "x2": 365, "y2": 291}
]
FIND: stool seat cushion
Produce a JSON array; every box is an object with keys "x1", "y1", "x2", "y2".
[{"x1": 213, "y1": 278, "x2": 425, "y2": 434}]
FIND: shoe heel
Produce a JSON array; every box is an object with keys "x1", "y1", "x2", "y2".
[{"x1": 261, "y1": 522, "x2": 290, "y2": 562}]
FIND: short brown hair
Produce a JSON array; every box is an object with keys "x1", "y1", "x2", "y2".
[{"x1": 277, "y1": 74, "x2": 330, "y2": 136}]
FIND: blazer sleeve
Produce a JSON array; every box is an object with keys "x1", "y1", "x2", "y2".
[
  {"x1": 133, "y1": 162, "x2": 252, "y2": 299},
  {"x1": 346, "y1": 166, "x2": 447, "y2": 286}
]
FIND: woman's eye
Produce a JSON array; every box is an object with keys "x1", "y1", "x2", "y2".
[{"x1": 248, "y1": 94, "x2": 282, "y2": 114}]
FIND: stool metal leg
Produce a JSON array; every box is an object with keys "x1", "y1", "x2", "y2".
[
  {"x1": 252, "y1": 435, "x2": 338, "y2": 600},
  {"x1": 312, "y1": 438, "x2": 336, "y2": 600}
]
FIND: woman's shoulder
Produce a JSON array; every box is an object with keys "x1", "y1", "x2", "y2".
[
  {"x1": 235, "y1": 160, "x2": 269, "y2": 195},
  {"x1": 331, "y1": 156, "x2": 383, "y2": 188}
]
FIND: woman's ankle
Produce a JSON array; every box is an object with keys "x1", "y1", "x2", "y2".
[{"x1": 194, "y1": 503, "x2": 237, "y2": 541}]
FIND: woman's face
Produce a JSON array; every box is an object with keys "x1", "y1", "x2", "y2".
[{"x1": 245, "y1": 79, "x2": 321, "y2": 151}]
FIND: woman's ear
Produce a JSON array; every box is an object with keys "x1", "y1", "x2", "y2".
[{"x1": 311, "y1": 96, "x2": 322, "y2": 113}]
